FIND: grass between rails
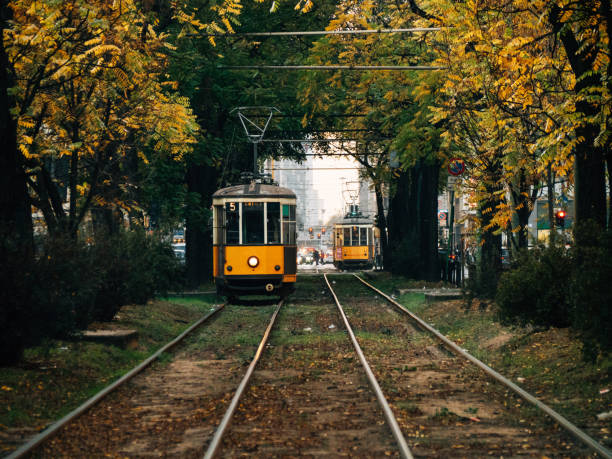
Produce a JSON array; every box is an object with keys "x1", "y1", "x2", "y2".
[
  {"x1": 0, "y1": 293, "x2": 219, "y2": 453},
  {"x1": 359, "y1": 271, "x2": 612, "y2": 446}
]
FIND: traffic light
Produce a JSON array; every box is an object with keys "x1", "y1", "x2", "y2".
[
  {"x1": 308, "y1": 227, "x2": 313, "y2": 234},
  {"x1": 555, "y1": 210, "x2": 566, "y2": 228},
  {"x1": 317, "y1": 233, "x2": 321, "y2": 239},
  {"x1": 321, "y1": 227, "x2": 326, "y2": 234}
]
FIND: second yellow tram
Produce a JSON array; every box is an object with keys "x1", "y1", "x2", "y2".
[
  {"x1": 332, "y1": 207, "x2": 378, "y2": 270},
  {"x1": 212, "y1": 182, "x2": 297, "y2": 298}
]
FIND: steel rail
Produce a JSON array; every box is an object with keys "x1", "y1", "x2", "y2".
[
  {"x1": 323, "y1": 274, "x2": 414, "y2": 459},
  {"x1": 203, "y1": 299, "x2": 284, "y2": 459},
  {"x1": 8, "y1": 304, "x2": 226, "y2": 459},
  {"x1": 353, "y1": 274, "x2": 612, "y2": 459}
]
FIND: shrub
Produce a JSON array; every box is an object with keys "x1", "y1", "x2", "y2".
[
  {"x1": 92, "y1": 229, "x2": 183, "y2": 321},
  {"x1": 464, "y1": 248, "x2": 501, "y2": 302},
  {"x1": 0, "y1": 229, "x2": 183, "y2": 365},
  {"x1": 32, "y1": 235, "x2": 102, "y2": 333},
  {"x1": 495, "y1": 243, "x2": 572, "y2": 328},
  {"x1": 570, "y1": 223, "x2": 612, "y2": 360},
  {"x1": 0, "y1": 237, "x2": 36, "y2": 365},
  {"x1": 0, "y1": 235, "x2": 101, "y2": 365}
]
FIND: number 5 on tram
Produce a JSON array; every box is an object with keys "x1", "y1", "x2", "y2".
[{"x1": 212, "y1": 182, "x2": 297, "y2": 298}]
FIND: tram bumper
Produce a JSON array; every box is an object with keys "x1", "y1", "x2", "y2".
[
  {"x1": 341, "y1": 259, "x2": 372, "y2": 269},
  {"x1": 219, "y1": 274, "x2": 285, "y2": 294}
]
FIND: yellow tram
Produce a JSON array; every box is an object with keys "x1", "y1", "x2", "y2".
[
  {"x1": 333, "y1": 206, "x2": 378, "y2": 270},
  {"x1": 212, "y1": 182, "x2": 297, "y2": 298}
]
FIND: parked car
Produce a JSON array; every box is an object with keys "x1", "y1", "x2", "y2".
[
  {"x1": 172, "y1": 243, "x2": 186, "y2": 263},
  {"x1": 501, "y1": 248, "x2": 510, "y2": 269}
]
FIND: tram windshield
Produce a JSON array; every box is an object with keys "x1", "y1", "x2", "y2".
[
  {"x1": 222, "y1": 201, "x2": 295, "y2": 244},
  {"x1": 242, "y1": 202, "x2": 264, "y2": 243},
  {"x1": 351, "y1": 226, "x2": 359, "y2": 246},
  {"x1": 360, "y1": 227, "x2": 368, "y2": 245},
  {"x1": 267, "y1": 202, "x2": 281, "y2": 244}
]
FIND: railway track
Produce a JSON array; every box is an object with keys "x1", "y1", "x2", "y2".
[
  {"x1": 203, "y1": 278, "x2": 413, "y2": 457},
  {"x1": 329, "y1": 273, "x2": 612, "y2": 458},
  {"x1": 7, "y1": 275, "x2": 610, "y2": 457},
  {"x1": 7, "y1": 300, "x2": 285, "y2": 458},
  {"x1": 7, "y1": 303, "x2": 227, "y2": 459}
]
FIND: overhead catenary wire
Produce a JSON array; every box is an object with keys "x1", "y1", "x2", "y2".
[
  {"x1": 197, "y1": 27, "x2": 442, "y2": 38},
  {"x1": 219, "y1": 65, "x2": 444, "y2": 71},
  {"x1": 266, "y1": 167, "x2": 365, "y2": 170},
  {"x1": 260, "y1": 138, "x2": 392, "y2": 142}
]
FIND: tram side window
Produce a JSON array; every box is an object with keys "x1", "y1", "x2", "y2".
[
  {"x1": 282, "y1": 204, "x2": 296, "y2": 244},
  {"x1": 351, "y1": 226, "x2": 359, "y2": 247},
  {"x1": 213, "y1": 205, "x2": 223, "y2": 244},
  {"x1": 243, "y1": 202, "x2": 264, "y2": 244},
  {"x1": 360, "y1": 227, "x2": 368, "y2": 246},
  {"x1": 267, "y1": 202, "x2": 281, "y2": 244},
  {"x1": 225, "y1": 202, "x2": 239, "y2": 244},
  {"x1": 368, "y1": 228, "x2": 373, "y2": 246},
  {"x1": 344, "y1": 228, "x2": 351, "y2": 246}
]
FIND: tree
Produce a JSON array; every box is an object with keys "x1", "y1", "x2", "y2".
[
  {"x1": 415, "y1": 0, "x2": 610, "y2": 239},
  {"x1": 298, "y1": 0, "x2": 444, "y2": 278},
  {"x1": 5, "y1": 0, "x2": 198, "y2": 239},
  {"x1": 0, "y1": 0, "x2": 32, "y2": 251}
]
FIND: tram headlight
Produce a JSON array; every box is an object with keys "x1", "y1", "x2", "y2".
[{"x1": 247, "y1": 256, "x2": 259, "y2": 268}]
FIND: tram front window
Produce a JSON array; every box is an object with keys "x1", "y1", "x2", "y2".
[
  {"x1": 351, "y1": 226, "x2": 359, "y2": 246},
  {"x1": 225, "y1": 202, "x2": 239, "y2": 244},
  {"x1": 242, "y1": 202, "x2": 264, "y2": 244},
  {"x1": 344, "y1": 228, "x2": 351, "y2": 246},
  {"x1": 360, "y1": 227, "x2": 368, "y2": 245},
  {"x1": 267, "y1": 202, "x2": 281, "y2": 244}
]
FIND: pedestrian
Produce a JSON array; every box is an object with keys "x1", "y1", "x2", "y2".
[{"x1": 313, "y1": 249, "x2": 320, "y2": 265}]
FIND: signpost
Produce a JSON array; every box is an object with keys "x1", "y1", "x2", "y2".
[{"x1": 445, "y1": 158, "x2": 465, "y2": 285}]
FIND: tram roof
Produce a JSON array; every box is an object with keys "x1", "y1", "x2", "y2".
[{"x1": 212, "y1": 182, "x2": 296, "y2": 199}]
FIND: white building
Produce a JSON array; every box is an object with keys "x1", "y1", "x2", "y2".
[{"x1": 266, "y1": 144, "x2": 376, "y2": 248}]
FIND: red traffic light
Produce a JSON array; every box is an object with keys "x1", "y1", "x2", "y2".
[
  {"x1": 555, "y1": 210, "x2": 567, "y2": 228},
  {"x1": 308, "y1": 227, "x2": 313, "y2": 233}
]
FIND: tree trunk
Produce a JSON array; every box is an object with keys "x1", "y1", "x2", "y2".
[
  {"x1": 547, "y1": 164, "x2": 555, "y2": 239},
  {"x1": 373, "y1": 181, "x2": 389, "y2": 269},
  {"x1": 387, "y1": 160, "x2": 439, "y2": 281},
  {"x1": 0, "y1": 2, "x2": 32, "y2": 251},
  {"x1": 474, "y1": 159, "x2": 503, "y2": 297},
  {"x1": 553, "y1": 7, "x2": 607, "y2": 230},
  {"x1": 185, "y1": 163, "x2": 216, "y2": 288},
  {"x1": 512, "y1": 170, "x2": 533, "y2": 250},
  {"x1": 607, "y1": 155, "x2": 611, "y2": 228},
  {"x1": 574, "y1": 140, "x2": 606, "y2": 227}
]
